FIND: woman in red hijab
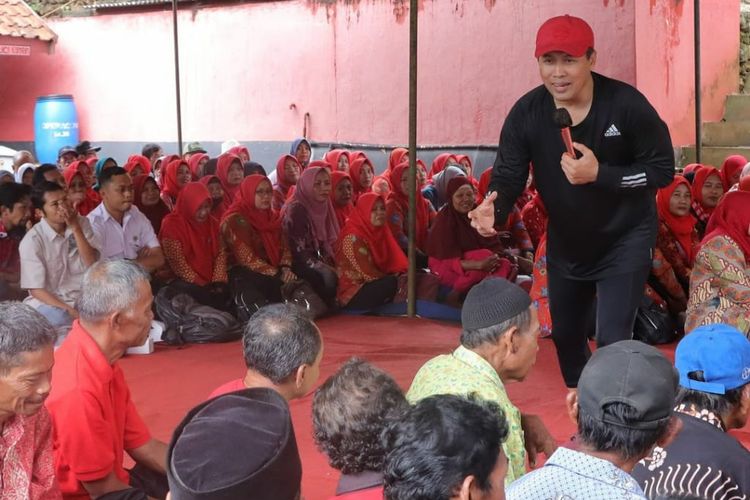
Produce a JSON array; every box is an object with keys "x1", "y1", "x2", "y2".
[
  {"x1": 330, "y1": 171, "x2": 354, "y2": 228},
  {"x1": 386, "y1": 147, "x2": 408, "y2": 183},
  {"x1": 160, "y1": 159, "x2": 192, "y2": 211},
  {"x1": 323, "y1": 149, "x2": 351, "y2": 172},
  {"x1": 188, "y1": 153, "x2": 209, "y2": 180},
  {"x1": 385, "y1": 161, "x2": 435, "y2": 268},
  {"x1": 272, "y1": 154, "x2": 301, "y2": 211},
  {"x1": 690, "y1": 165, "x2": 725, "y2": 238},
  {"x1": 427, "y1": 153, "x2": 458, "y2": 180},
  {"x1": 132, "y1": 175, "x2": 170, "y2": 234},
  {"x1": 349, "y1": 157, "x2": 374, "y2": 204},
  {"x1": 63, "y1": 162, "x2": 99, "y2": 216},
  {"x1": 685, "y1": 191, "x2": 750, "y2": 334},
  {"x1": 651, "y1": 176, "x2": 700, "y2": 316},
  {"x1": 719, "y1": 154, "x2": 746, "y2": 191},
  {"x1": 335, "y1": 193, "x2": 408, "y2": 309},
  {"x1": 216, "y1": 153, "x2": 244, "y2": 205},
  {"x1": 425, "y1": 177, "x2": 514, "y2": 303},
  {"x1": 226, "y1": 145, "x2": 251, "y2": 163},
  {"x1": 124, "y1": 155, "x2": 151, "y2": 177},
  {"x1": 221, "y1": 175, "x2": 296, "y2": 304},
  {"x1": 199, "y1": 175, "x2": 229, "y2": 220},
  {"x1": 159, "y1": 182, "x2": 230, "y2": 311},
  {"x1": 282, "y1": 166, "x2": 340, "y2": 306}
]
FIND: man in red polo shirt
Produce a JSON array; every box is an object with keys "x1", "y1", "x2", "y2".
[{"x1": 46, "y1": 260, "x2": 168, "y2": 500}]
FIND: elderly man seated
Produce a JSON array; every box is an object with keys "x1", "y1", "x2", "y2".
[
  {"x1": 407, "y1": 278, "x2": 555, "y2": 485},
  {"x1": 209, "y1": 303, "x2": 323, "y2": 400},
  {"x1": 46, "y1": 259, "x2": 169, "y2": 499},
  {"x1": 383, "y1": 394, "x2": 510, "y2": 500},
  {"x1": 0, "y1": 302, "x2": 60, "y2": 499},
  {"x1": 313, "y1": 358, "x2": 409, "y2": 499},
  {"x1": 632, "y1": 324, "x2": 750, "y2": 497},
  {"x1": 507, "y1": 340, "x2": 681, "y2": 499}
]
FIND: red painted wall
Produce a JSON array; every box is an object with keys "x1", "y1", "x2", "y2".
[
  {"x1": 634, "y1": 0, "x2": 739, "y2": 146},
  {"x1": 0, "y1": 0, "x2": 739, "y2": 147}
]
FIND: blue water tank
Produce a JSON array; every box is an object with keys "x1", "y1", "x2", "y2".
[{"x1": 34, "y1": 95, "x2": 79, "y2": 164}]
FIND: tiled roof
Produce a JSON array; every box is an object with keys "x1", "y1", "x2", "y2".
[{"x1": 0, "y1": 0, "x2": 57, "y2": 42}]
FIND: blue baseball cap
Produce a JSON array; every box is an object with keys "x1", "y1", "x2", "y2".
[{"x1": 676, "y1": 324, "x2": 750, "y2": 395}]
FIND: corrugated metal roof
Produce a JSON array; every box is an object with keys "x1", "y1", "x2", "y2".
[{"x1": 0, "y1": 0, "x2": 57, "y2": 42}]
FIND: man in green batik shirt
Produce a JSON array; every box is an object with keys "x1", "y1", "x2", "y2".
[{"x1": 407, "y1": 278, "x2": 558, "y2": 485}]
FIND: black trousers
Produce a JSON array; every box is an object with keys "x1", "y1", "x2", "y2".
[
  {"x1": 292, "y1": 262, "x2": 337, "y2": 305},
  {"x1": 229, "y1": 266, "x2": 284, "y2": 303},
  {"x1": 548, "y1": 265, "x2": 649, "y2": 388},
  {"x1": 169, "y1": 280, "x2": 232, "y2": 312},
  {"x1": 345, "y1": 276, "x2": 399, "y2": 310},
  {"x1": 96, "y1": 464, "x2": 169, "y2": 500}
]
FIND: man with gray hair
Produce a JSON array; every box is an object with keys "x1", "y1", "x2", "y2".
[
  {"x1": 0, "y1": 302, "x2": 60, "y2": 499},
  {"x1": 406, "y1": 278, "x2": 556, "y2": 486},
  {"x1": 46, "y1": 259, "x2": 169, "y2": 500}
]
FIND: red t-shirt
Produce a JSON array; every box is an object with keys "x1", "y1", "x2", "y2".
[
  {"x1": 208, "y1": 378, "x2": 246, "y2": 399},
  {"x1": 46, "y1": 321, "x2": 151, "y2": 499}
]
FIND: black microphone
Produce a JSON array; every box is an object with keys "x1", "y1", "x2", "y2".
[{"x1": 552, "y1": 108, "x2": 576, "y2": 157}]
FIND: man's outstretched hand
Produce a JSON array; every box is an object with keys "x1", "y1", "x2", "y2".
[
  {"x1": 468, "y1": 191, "x2": 498, "y2": 237},
  {"x1": 521, "y1": 414, "x2": 558, "y2": 468}
]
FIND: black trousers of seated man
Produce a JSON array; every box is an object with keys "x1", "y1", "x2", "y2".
[{"x1": 96, "y1": 464, "x2": 169, "y2": 500}]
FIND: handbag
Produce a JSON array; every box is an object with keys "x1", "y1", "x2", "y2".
[
  {"x1": 281, "y1": 280, "x2": 328, "y2": 319},
  {"x1": 633, "y1": 297, "x2": 677, "y2": 345}
]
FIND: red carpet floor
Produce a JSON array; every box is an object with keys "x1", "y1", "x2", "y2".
[{"x1": 119, "y1": 315, "x2": 750, "y2": 499}]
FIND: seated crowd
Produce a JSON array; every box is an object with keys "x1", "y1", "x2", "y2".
[{"x1": 0, "y1": 140, "x2": 748, "y2": 499}]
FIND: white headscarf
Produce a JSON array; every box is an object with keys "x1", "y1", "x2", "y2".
[{"x1": 14, "y1": 163, "x2": 35, "y2": 184}]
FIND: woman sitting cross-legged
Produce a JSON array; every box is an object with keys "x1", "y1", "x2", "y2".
[
  {"x1": 685, "y1": 191, "x2": 750, "y2": 334},
  {"x1": 425, "y1": 176, "x2": 515, "y2": 305},
  {"x1": 159, "y1": 182, "x2": 231, "y2": 311},
  {"x1": 221, "y1": 175, "x2": 296, "y2": 306},
  {"x1": 283, "y1": 166, "x2": 340, "y2": 307},
  {"x1": 336, "y1": 192, "x2": 438, "y2": 310}
]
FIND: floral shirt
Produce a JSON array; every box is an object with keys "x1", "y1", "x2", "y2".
[
  {"x1": 0, "y1": 407, "x2": 61, "y2": 500},
  {"x1": 406, "y1": 345, "x2": 525, "y2": 485},
  {"x1": 685, "y1": 235, "x2": 750, "y2": 334},
  {"x1": 335, "y1": 234, "x2": 385, "y2": 306},
  {"x1": 221, "y1": 213, "x2": 292, "y2": 276}
]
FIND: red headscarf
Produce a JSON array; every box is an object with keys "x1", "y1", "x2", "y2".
[
  {"x1": 223, "y1": 175, "x2": 284, "y2": 266},
  {"x1": 719, "y1": 154, "x2": 747, "y2": 191},
  {"x1": 162, "y1": 159, "x2": 189, "y2": 199},
  {"x1": 124, "y1": 155, "x2": 152, "y2": 176},
  {"x1": 330, "y1": 171, "x2": 354, "y2": 228},
  {"x1": 741, "y1": 175, "x2": 750, "y2": 192},
  {"x1": 63, "y1": 162, "x2": 99, "y2": 216},
  {"x1": 656, "y1": 176, "x2": 698, "y2": 263},
  {"x1": 682, "y1": 163, "x2": 701, "y2": 176},
  {"x1": 455, "y1": 155, "x2": 473, "y2": 178},
  {"x1": 133, "y1": 175, "x2": 170, "y2": 233},
  {"x1": 308, "y1": 160, "x2": 332, "y2": 171},
  {"x1": 159, "y1": 182, "x2": 220, "y2": 285},
  {"x1": 199, "y1": 175, "x2": 229, "y2": 220},
  {"x1": 226, "y1": 146, "x2": 251, "y2": 162},
  {"x1": 337, "y1": 192, "x2": 408, "y2": 274},
  {"x1": 274, "y1": 154, "x2": 301, "y2": 192},
  {"x1": 428, "y1": 153, "x2": 458, "y2": 180},
  {"x1": 188, "y1": 153, "x2": 209, "y2": 180},
  {"x1": 323, "y1": 149, "x2": 351, "y2": 172},
  {"x1": 349, "y1": 157, "x2": 374, "y2": 202},
  {"x1": 388, "y1": 161, "x2": 431, "y2": 248},
  {"x1": 349, "y1": 151, "x2": 368, "y2": 164},
  {"x1": 323, "y1": 150, "x2": 351, "y2": 172},
  {"x1": 216, "y1": 153, "x2": 243, "y2": 203},
  {"x1": 285, "y1": 166, "x2": 340, "y2": 256},
  {"x1": 387, "y1": 148, "x2": 408, "y2": 183},
  {"x1": 701, "y1": 191, "x2": 750, "y2": 263},
  {"x1": 425, "y1": 176, "x2": 502, "y2": 259},
  {"x1": 691, "y1": 165, "x2": 723, "y2": 221}
]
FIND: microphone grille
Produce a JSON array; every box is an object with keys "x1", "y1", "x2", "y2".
[{"x1": 552, "y1": 108, "x2": 573, "y2": 128}]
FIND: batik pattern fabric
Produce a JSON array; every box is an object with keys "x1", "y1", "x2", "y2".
[
  {"x1": 685, "y1": 235, "x2": 750, "y2": 334},
  {"x1": 221, "y1": 213, "x2": 292, "y2": 276}
]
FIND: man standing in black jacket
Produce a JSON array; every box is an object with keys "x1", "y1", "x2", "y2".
[{"x1": 470, "y1": 15, "x2": 674, "y2": 389}]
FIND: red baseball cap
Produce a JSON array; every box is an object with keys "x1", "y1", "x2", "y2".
[{"x1": 535, "y1": 15, "x2": 594, "y2": 58}]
